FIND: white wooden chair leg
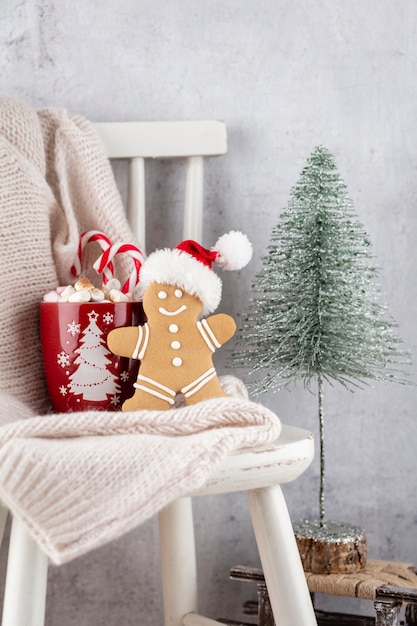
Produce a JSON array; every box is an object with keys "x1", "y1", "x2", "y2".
[
  {"x1": 0, "y1": 503, "x2": 8, "y2": 548},
  {"x1": 159, "y1": 497, "x2": 198, "y2": 626},
  {"x1": 248, "y1": 485, "x2": 317, "y2": 626},
  {"x1": 184, "y1": 155, "x2": 203, "y2": 241},
  {"x1": 127, "y1": 156, "x2": 146, "y2": 251},
  {"x1": 2, "y1": 516, "x2": 48, "y2": 626}
]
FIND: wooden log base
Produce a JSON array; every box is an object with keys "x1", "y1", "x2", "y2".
[{"x1": 293, "y1": 519, "x2": 367, "y2": 574}]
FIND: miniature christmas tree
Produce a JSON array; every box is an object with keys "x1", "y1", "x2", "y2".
[{"x1": 233, "y1": 146, "x2": 411, "y2": 572}]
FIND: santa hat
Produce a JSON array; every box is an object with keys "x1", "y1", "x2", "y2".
[{"x1": 139, "y1": 231, "x2": 253, "y2": 315}]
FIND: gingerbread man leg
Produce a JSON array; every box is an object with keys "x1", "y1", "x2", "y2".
[
  {"x1": 181, "y1": 374, "x2": 229, "y2": 406},
  {"x1": 122, "y1": 373, "x2": 176, "y2": 411}
]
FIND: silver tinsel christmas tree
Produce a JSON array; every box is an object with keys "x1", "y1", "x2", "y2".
[{"x1": 233, "y1": 145, "x2": 411, "y2": 529}]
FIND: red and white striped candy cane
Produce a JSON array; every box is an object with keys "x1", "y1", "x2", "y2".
[
  {"x1": 71, "y1": 230, "x2": 114, "y2": 285},
  {"x1": 93, "y1": 242, "x2": 145, "y2": 293}
]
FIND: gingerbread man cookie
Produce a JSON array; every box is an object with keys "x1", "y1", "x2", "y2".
[{"x1": 107, "y1": 231, "x2": 252, "y2": 411}]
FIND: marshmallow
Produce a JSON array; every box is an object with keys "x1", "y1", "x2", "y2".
[
  {"x1": 109, "y1": 289, "x2": 130, "y2": 303},
  {"x1": 105, "y1": 278, "x2": 122, "y2": 291},
  {"x1": 74, "y1": 277, "x2": 94, "y2": 291},
  {"x1": 60, "y1": 285, "x2": 76, "y2": 299},
  {"x1": 90, "y1": 287, "x2": 105, "y2": 302},
  {"x1": 69, "y1": 289, "x2": 92, "y2": 303},
  {"x1": 43, "y1": 290, "x2": 60, "y2": 302}
]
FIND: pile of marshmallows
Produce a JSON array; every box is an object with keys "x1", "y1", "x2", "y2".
[
  {"x1": 43, "y1": 277, "x2": 133, "y2": 304},
  {"x1": 43, "y1": 230, "x2": 143, "y2": 304}
]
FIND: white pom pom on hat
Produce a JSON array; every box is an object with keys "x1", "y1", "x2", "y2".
[
  {"x1": 139, "y1": 231, "x2": 253, "y2": 316},
  {"x1": 214, "y1": 230, "x2": 253, "y2": 270}
]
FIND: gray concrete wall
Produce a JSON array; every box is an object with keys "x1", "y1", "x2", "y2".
[{"x1": 1, "y1": 0, "x2": 417, "y2": 623}]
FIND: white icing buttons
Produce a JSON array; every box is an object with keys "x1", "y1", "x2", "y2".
[
  {"x1": 171, "y1": 341, "x2": 181, "y2": 349},
  {"x1": 172, "y1": 357, "x2": 182, "y2": 367},
  {"x1": 169, "y1": 324, "x2": 179, "y2": 333}
]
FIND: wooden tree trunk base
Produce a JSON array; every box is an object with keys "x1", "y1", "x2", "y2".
[{"x1": 293, "y1": 519, "x2": 367, "y2": 574}]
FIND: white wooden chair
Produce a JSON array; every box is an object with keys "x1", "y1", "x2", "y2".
[{"x1": 1, "y1": 120, "x2": 317, "y2": 626}]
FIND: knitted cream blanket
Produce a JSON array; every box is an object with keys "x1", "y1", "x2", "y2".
[{"x1": 0, "y1": 97, "x2": 281, "y2": 564}]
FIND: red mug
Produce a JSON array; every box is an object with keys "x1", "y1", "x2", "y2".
[{"x1": 40, "y1": 301, "x2": 145, "y2": 412}]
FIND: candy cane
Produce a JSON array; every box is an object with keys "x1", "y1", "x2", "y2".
[
  {"x1": 71, "y1": 230, "x2": 114, "y2": 285},
  {"x1": 93, "y1": 242, "x2": 145, "y2": 293}
]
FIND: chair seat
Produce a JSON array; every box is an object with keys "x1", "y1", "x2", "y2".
[{"x1": 191, "y1": 425, "x2": 314, "y2": 496}]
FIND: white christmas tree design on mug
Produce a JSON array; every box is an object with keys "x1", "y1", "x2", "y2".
[{"x1": 68, "y1": 310, "x2": 121, "y2": 402}]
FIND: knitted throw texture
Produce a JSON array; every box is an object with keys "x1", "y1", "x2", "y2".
[{"x1": 0, "y1": 97, "x2": 281, "y2": 564}]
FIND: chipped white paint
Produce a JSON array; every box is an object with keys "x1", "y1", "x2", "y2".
[{"x1": 191, "y1": 426, "x2": 314, "y2": 496}]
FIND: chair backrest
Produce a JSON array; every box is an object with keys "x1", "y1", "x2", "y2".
[{"x1": 94, "y1": 121, "x2": 227, "y2": 252}]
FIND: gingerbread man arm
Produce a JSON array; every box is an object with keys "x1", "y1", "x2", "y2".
[
  {"x1": 107, "y1": 323, "x2": 149, "y2": 359},
  {"x1": 197, "y1": 313, "x2": 236, "y2": 351}
]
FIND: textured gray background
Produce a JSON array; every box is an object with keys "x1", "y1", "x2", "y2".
[{"x1": 1, "y1": 0, "x2": 417, "y2": 623}]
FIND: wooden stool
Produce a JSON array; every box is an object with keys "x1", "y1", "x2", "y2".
[{"x1": 229, "y1": 559, "x2": 417, "y2": 626}]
